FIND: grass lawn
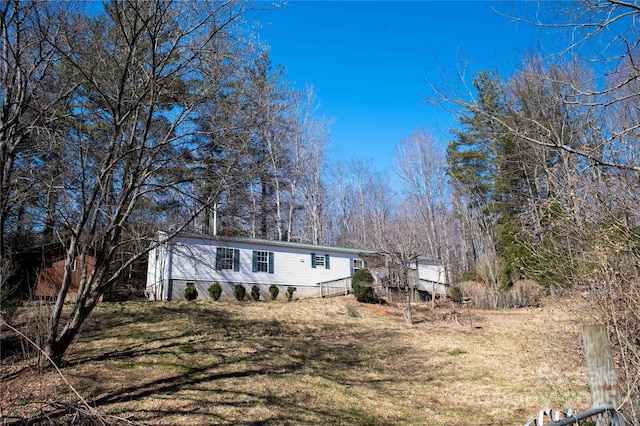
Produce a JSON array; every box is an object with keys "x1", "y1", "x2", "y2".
[{"x1": 1, "y1": 296, "x2": 591, "y2": 425}]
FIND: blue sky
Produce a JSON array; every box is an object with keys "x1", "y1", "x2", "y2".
[{"x1": 253, "y1": 1, "x2": 556, "y2": 170}]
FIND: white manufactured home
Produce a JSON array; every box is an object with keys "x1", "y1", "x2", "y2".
[
  {"x1": 415, "y1": 262, "x2": 448, "y2": 297},
  {"x1": 145, "y1": 232, "x2": 375, "y2": 301}
]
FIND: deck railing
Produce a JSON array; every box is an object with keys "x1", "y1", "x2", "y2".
[{"x1": 317, "y1": 277, "x2": 351, "y2": 298}]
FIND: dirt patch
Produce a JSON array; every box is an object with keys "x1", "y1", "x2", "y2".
[{"x1": 361, "y1": 302, "x2": 399, "y2": 316}]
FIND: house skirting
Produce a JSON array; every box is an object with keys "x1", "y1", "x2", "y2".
[{"x1": 158, "y1": 279, "x2": 348, "y2": 301}]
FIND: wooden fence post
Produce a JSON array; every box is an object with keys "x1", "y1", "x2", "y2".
[{"x1": 582, "y1": 324, "x2": 624, "y2": 425}]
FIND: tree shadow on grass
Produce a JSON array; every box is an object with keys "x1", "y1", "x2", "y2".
[
  {"x1": 85, "y1": 329, "x2": 410, "y2": 425},
  {"x1": 78, "y1": 302, "x2": 230, "y2": 340},
  {"x1": 11, "y1": 302, "x2": 418, "y2": 425},
  {"x1": 65, "y1": 303, "x2": 234, "y2": 364}
]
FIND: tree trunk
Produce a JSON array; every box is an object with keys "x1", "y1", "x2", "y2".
[
  {"x1": 403, "y1": 285, "x2": 413, "y2": 326},
  {"x1": 40, "y1": 334, "x2": 68, "y2": 368},
  {"x1": 39, "y1": 303, "x2": 94, "y2": 368},
  {"x1": 403, "y1": 267, "x2": 412, "y2": 326}
]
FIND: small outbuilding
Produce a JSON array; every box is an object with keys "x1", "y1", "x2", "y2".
[
  {"x1": 9, "y1": 243, "x2": 97, "y2": 302},
  {"x1": 145, "y1": 232, "x2": 375, "y2": 301}
]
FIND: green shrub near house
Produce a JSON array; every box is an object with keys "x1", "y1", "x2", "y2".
[
  {"x1": 269, "y1": 284, "x2": 279, "y2": 300},
  {"x1": 251, "y1": 285, "x2": 260, "y2": 301},
  {"x1": 184, "y1": 284, "x2": 198, "y2": 301},
  {"x1": 285, "y1": 286, "x2": 296, "y2": 302},
  {"x1": 208, "y1": 282, "x2": 222, "y2": 301},
  {"x1": 351, "y1": 269, "x2": 376, "y2": 303},
  {"x1": 234, "y1": 284, "x2": 246, "y2": 301}
]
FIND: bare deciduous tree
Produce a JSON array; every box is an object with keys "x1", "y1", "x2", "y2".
[
  {"x1": 34, "y1": 0, "x2": 252, "y2": 367},
  {"x1": 291, "y1": 86, "x2": 331, "y2": 244},
  {"x1": 394, "y1": 129, "x2": 454, "y2": 284},
  {"x1": 0, "y1": 0, "x2": 68, "y2": 302},
  {"x1": 375, "y1": 205, "x2": 429, "y2": 326}
]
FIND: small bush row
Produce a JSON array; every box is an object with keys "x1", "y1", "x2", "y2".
[{"x1": 184, "y1": 283, "x2": 295, "y2": 302}]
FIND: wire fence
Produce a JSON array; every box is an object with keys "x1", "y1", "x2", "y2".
[{"x1": 524, "y1": 405, "x2": 622, "y2": 426}]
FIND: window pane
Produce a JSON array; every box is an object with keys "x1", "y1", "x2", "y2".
[
  {"x1": 219, "y1": 248, "x2": 234, "y2": 270},
  {"x1": 256, "y1": 250, "x2": 269, "y2": 272}
]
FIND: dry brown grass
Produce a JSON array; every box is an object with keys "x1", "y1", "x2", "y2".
[{"x1": 1, "y1": 296, "x2": 592, "y2": 425}]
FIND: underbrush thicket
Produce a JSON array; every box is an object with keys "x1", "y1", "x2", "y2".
[
  {"x1": 577, "y1": 228, "x2": 640, "y2": 424},
  {"x1": 453, "y1": 279, "x2": 544, "y2": 309}
]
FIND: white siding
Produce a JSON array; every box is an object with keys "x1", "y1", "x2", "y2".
[
  {"x1": 146, "y1": 234, "x2": 369, "y2": 301},
  {"x1": 417, "y1": 264, "x2": 446, "y2": 284},
  {"x1": 169, "y1": 236, "x2": 355, "y2": 286},
  {"x1": 145, "y1": 247, "x2": 158, "y2": 300},
  {"x1": 416, "y1": 263, "x2": 448, "y2": 296},
  {"x1": 145, "y1": 244, "x2": 171, "y2": 301}
]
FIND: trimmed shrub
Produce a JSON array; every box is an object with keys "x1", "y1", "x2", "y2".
[
  {"x1": 184, "y1": 284, "x2": 198, "y2": 301},
  {"x1": 351, "y1": 269, "x2": 376, "y2": 303},
  {"x1": 353, "y1": 284, "x2": 375, "y2": 303},
  {"x1": 251, "y1": 285, "x2": 261, "y2": 301},
  {"x1": 234, "y1": 284, "x2": 246, "y2": 301},
  {"x1": 269, "y1": 284, "x2": 279, "y2": 300},
  {"x1": 352, "y1": 268, "x2": 374, "y2": 287},
  {"x1": 285, "y1": 286, "x2": 296, "y2": 302},
  {"x1": 208, "y1": 282, "x2": 222, "y2": 301}
]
